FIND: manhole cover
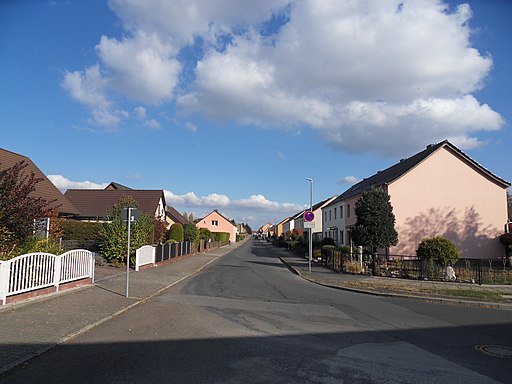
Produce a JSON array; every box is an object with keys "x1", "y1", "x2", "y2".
[{"x1": 475, "y1": 345, "x2": 512, "y2": 358}]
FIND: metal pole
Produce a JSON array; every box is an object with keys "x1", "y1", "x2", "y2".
[
  {"x1": 126, "y1": 207, "x2": 132, "y2": 298},
  {"x1": 306, "y1": 178, "x2": 313, "y2": 273}
]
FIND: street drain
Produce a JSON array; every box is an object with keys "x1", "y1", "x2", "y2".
[{"x1": 475, "y1": 345, "x2": 512, "y2": 358}]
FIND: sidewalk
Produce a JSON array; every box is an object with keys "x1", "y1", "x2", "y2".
[
  {"x1": 0, "y1": 241, "x2": 244, "y2": 375},
  {"x1": 266, "y1": 244, "x2": 512, "y2": 310}
]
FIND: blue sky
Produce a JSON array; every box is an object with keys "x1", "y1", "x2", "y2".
[{"x1": 1, "y1": 0, "x2": 510, "y2": 230}]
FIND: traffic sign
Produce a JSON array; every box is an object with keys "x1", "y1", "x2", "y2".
[
  {"x1": 304, "y1": 211, "x2": 315, "y2": 222},
  {"x1": 304, "y1": 222, "x2": 315, "y2": 229}
]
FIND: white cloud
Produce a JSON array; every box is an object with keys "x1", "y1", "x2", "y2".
[
  {"x1": 96, "y1": 32, "x2": 181, "y2": 104},
  {"x1": 144, "y1": 119, "x2": 161, "y2": 129},
  {"x1": 338, "y1": 176, "x2": 360, "y2": 185},
  {"x1": 62, "y1": 64, "x2": 127, "y2": 128},
  {"x1": 65, "y1": 0, "x2": 504, "y2": 154},
  {"x1": 48, "y1": 174, "x2": 108, "y2": 192}
]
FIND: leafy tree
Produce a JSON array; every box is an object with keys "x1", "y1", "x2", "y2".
[
  {"x1": 243, "y1": 223, "x2": 252, "y2": 235},
  {"x1": 99, "y1": 196, "x2": 154, "y2": 265},
  {"x1": 351, "y1": 187, "x2": 398, "y2": 254},
  {"x1": 0, "y1": 161, "x2": 52, "y2": 257},
  {"x1": 199, "y1": 228, "x2": 212, "y2": 241},
  {"x1": 168, "y1": 223, "x2": 184, "y2": 242},
  {"x1": 152, "y1": 218, "x2": 168, "y2": 244},
  {"x1": 184, "y1": 223, "x2": 198, "y2": 243},
  {"x1": 416, "y1": 236, "x2": 460, "y2": 266}
]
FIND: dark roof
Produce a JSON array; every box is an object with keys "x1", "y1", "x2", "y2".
[
  {"x1": 105, "y1": 182, "x2": 132, "y2": 190},
  {"x1": 0, "y1": 148, "x2": 80, "y2": 216},
  {"x1": 336, "y1": 140, "x2": 510, "y2": 203},
  {"x1": 64, "y1": 189, "x2": 165, "y2": 219},
  {"x1": 166, "y1": 206, "x2": 187, "y2": 225}
]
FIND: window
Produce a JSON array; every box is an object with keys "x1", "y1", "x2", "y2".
[
  {"x1": 340, "y1": 205, "x2": 343, "y2": 219},
  {"x1": 347, "y1": 204, "x2": 351, "y2": 217},
  {"x1": 340, "y1": 230, "x2": 344, "y2": 245},
  {"x1": 329, "y1": 210, "x2": 331, "y2": 221},
  {"x1": 334, "y1": 207, "x2": 337, "y2": 220},
  {"x1": 211, "y1": 220, "x2": 218, "y2": 226}
]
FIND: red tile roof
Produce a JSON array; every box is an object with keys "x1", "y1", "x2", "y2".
[
  {"x1": 0, "y1": 148, "x2": 79, "y2": 216},
  {"x1": 64, "y1": 189, "x2": 165, "y2": 220}
]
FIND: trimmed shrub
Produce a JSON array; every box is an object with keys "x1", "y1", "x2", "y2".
[
  {"x1": 213, "y1": 232, "x2": 230, "y2": 245},
  {"x1": 168, "y1": 223, "x2": 184, "y2": 242},
  {"x1": 416, "y1": 237, "x2": 460, "y2": 265},
  {"x1": 60, "y1": 220, "x2": 103, "y2": 240}
]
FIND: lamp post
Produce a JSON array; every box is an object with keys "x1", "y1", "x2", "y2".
[{"x1": 306, "y1": 178, "x2": 313, "y2": 272}]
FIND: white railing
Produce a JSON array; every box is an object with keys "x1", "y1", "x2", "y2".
[
  {"x1": 0, "y1": 249, "x2": 94, "y2": 305},
  {"x1": 135, "y1": 245, "x2": 155, "y2": 271}
]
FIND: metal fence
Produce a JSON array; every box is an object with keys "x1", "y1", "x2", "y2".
[
  {"x1": 0, "y1": 249, "x2": 95, "y2": 305},
  {"x1": 320, "y1": 248, "x2": 512, "y2": 285}
]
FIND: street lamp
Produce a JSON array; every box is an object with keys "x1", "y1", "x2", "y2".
[{"x1": 306, "y1": 178, "x2": 313, "y2": 272}]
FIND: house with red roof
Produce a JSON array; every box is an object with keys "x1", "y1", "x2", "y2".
[{"x1": 195, "y1": 210, "x2": 237, "y2": 243}]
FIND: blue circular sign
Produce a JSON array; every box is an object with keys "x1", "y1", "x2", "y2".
[{"x1": 304, "y1": 211, "x2": 315, "y2": 222}]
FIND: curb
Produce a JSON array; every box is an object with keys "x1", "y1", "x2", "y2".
[
  {"x1": 277, "y1": 256, "x2": 512, "y2": 311},
  {"x1": 0, "y1": 242, "x2": 241, "y2": 376}
]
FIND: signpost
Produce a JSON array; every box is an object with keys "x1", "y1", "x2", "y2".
[
  {"x1": 305, "y1": 178, "x2": 313, "y2": 272},
  {"x1": 122, "y1": 207, "x2": 138, "y2": 298}
]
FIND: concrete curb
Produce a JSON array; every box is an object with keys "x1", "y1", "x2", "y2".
[
  {"x1": 0, "y1": 241, "x2": 242, "y2": 376},
  {"x1": 277, "y1": 256, "x2": 512, "y2": 311}
]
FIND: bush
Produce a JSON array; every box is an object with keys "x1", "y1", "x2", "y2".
[
  {"x1": 416, "y1": 237, "x2": 460, "y2": 265},
  {"x1": 60, "y1": 220, "x2": 103, "y2": 240},
  {"x1": 213, "y1": 232, "x2": 230, "y2": 245},
  {"x1": 168, "y1": 223, "x2": 184, "y2": 242},
  {"x1": 320, "y1": 237, "x2": 335, "y2": 247}
]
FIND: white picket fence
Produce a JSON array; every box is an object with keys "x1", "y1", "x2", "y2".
[{"x1": 0, "y1": 249, "x2": 95, "y2": 305}]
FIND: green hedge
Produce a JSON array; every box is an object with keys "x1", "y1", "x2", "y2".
[
  {"x1": 60, "y1": 220, "x2": 103, "y2": 240},
  {"x1": 213, "y1": 232, "x2": 231, "y2": 245}
]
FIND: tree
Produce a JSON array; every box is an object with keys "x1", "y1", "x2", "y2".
[
  {"x1": 99, "y1": 196, "x2": 154, "y2": 265},
  {"x1": 0, "y1": 161, "x2": 52, "y2": 257},
  {"x1": 152, "y1": 218, "x2": 168, "y2": 244},
  {"x1": 184, "y1": 223, "x2": 198, "y2": 243},
  {"x1": 351, "y1": 187, "x2": 398, "y2": 254}
]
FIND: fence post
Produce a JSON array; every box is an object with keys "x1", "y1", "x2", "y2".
[
  {"x1": 54, "y1": 256, "x2": 62, "y2": 292},
  {"x1": 0, "y1": 261, "x2": 10, "y2": 305},
  {"x1": 477, "y1": 259, "x2": 482, "y2": 285}
]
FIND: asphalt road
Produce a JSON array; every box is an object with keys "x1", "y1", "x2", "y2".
[{"x1": 2, "y1": 239, "x2": 511, "y2": 383}]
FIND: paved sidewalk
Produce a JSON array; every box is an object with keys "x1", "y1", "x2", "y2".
[
  {"x1": 0, "y1": 241, "x2": 244, "y2": 375},
  {"x1": 266, "y1": 243, "x2": 512, "y2": 310}
]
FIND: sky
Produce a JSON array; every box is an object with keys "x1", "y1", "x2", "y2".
[{"x1": 1, "y1": 0, "x2": 511, "y2": 230}]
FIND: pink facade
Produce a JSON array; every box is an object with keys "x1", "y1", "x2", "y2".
[
  {"x1": 196, "y1": 210, "x2": 237, "y2": 243},
  {"x1": 388, "y1": 146, "x2": 508, "y2": 259}
]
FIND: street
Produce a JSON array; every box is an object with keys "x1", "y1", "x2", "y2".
[{"x1": 1, "y1": 239, "x2": 511, "y2": 383}]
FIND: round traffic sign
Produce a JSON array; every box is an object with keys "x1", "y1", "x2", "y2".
[{"x1": 304, "y1": 211, "x2": 315, "y2": 222}]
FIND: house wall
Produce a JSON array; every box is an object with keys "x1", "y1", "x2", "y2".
[
  {"x1": 388, "y1": 147, "x2": 508, "y2": 259},
  {"x1": 196, "y1": 211, "x2": 237, "y2": 243},
  {"x1": 322, "y1": 201, "x2": 346, "y2": 246}
]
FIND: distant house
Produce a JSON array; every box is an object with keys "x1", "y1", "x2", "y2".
[
  {"x1": 166, "y1": 206, "x2": 187, "y2": 227},
  {"x1": 195, "y1": 210, "x2": 237, "y2": 243},
  {"x1": 275, "y1": 217, "x2": 291, "y2": 238},
  {"x1": 0, "y1": 148, "x2": 79, "y2": 217},
  {"x1": 294, "y1": 195, "x2": 337, "y2": 242},
  {"x1": 328, "y1": 140, "x2": 510, "y2": 259},
  {"x1": 64, "y1": 188, "x2": 166, "y2": 222}
]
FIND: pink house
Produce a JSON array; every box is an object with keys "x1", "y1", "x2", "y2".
[
  {"x1": 337, "y1": 140, "x2": 510, "y2": 259},
  {"x1": 196, "y1": 210, "x2": 237, "y2": 243}
]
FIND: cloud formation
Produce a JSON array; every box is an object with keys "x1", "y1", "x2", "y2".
[{"x1": 63, "y1": 0, "x2": 504, "y2": 155}]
